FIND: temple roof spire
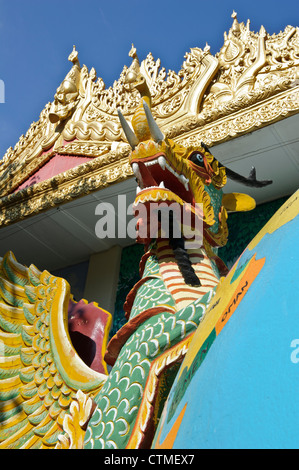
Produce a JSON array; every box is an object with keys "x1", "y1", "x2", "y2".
[{"x1": 231, "y1": 10, "x2": 241, "y2": 36}]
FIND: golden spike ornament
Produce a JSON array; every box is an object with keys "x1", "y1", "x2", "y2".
[{"x1": 124, "y1": 45, "x2": 153, "y2": 142}]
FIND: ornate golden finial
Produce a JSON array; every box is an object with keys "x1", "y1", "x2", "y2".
[
  {"x1": 121, "y1": 43, "x2": 153, "y2": 142},
  {"x1": 231, "y1": 10, "x2": 241, "y2": 36},
  {"x1": 68, "y1": 45, "x2": 79, "y2": 65},
  {"x1": 204, "y1": 42, "x2": 211, "y2": 53},
  {"x1": 126, "y1": 44, "x2": 141, "y2": 84},
  {"x1": 129, "y1": 43, "x2": 139, "y2": 61},
  {"x1": 49, "y1": 46, "x2": 81, "y2": 124}
]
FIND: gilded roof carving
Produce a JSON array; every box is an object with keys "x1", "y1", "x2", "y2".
[{"x1": 0, "y1": 13, "x2": 298, "y2": 225}]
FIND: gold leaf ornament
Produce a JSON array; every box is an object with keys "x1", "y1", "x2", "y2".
[{"x1": 56, "y1": 390, "x2": 95, "y2": 449}]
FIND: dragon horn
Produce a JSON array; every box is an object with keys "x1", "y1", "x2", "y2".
[
  {"x1": 224, "y1": 166, "x2": 272, "y2": 188},
  {"x1": 200, "y1": 142, "x2": 272, "y2": 188},
  {"x1": 117, "y1": 108, "x2": 139, "y2": 149},
  {"x1": 142, "y1": 101, "x2": 164, "y2": 144}
]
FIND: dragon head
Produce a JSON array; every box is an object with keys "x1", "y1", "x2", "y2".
[{"x1": 118, "y1": 68, "x2": 272, "y2": 276}]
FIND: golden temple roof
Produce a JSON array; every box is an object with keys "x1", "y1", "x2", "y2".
[{"x1": 0, "y1": 13, "x2": 298, "y2": 228}]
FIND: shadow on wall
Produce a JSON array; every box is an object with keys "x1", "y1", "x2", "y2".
[{"x1": 52, "y1": 260, "x2": 89, "y2": 301}]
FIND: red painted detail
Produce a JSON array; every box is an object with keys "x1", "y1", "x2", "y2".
[
  {"x1": 68, "y1": 299, "x2": 111, "y2": 375},
  {"x1": 15, "y1": 153, "x2": 93, "y2": 191}
]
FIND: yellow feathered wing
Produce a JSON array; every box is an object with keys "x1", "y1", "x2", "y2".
[{"x1": 0, "y1": 251, "x2": 107, "y2": 449}]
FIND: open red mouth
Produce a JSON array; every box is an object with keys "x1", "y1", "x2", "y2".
[
  {"x1": 130, "y1": 154, "x2": 204, "y2": 246},
  {"x1": 131, "y1": 154, "x2": 193, "y2": 205}
]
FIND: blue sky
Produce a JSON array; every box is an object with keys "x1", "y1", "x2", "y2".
[{"x1": 0, "y1": 0, "x2": 298, "y2": 158}]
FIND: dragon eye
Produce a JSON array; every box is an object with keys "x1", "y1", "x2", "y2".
[{"x1": 189, "y1": 152, "x2": 204, "y2": 166}]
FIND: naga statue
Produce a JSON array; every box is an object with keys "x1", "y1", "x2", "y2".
[{"x1": 2, "y1": 60, "x2": 287, "y2": 450}]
